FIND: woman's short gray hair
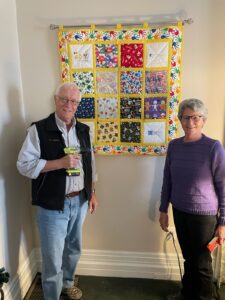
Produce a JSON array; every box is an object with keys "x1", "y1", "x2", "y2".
[
  {"x1": 178, "y1": 98, "x2": 208, "y2": 121},
  {"x1": 55, "y1": 82, "x2": 81, "y2": 100}
]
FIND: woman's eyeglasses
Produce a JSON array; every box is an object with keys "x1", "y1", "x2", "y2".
[{"x1": 181, "y1": 115, "x2": 203, "y2": 122}]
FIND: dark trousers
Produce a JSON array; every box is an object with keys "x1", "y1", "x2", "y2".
[{"x1": 173, "y1": 207, "x2": 217, "y2": 300}]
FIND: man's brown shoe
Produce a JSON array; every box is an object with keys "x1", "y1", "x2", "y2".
[{"x1": 61, "y1": 286, "x2": 82, "y2": 299}]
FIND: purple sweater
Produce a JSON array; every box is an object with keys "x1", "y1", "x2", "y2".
[{"x1": 160, "y1": 135, "x2": 225, "y2": 225}]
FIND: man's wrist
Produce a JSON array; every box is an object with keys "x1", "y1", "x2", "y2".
[{"x1": 92, "y1": 188, "x2": 96, "y2": 194}]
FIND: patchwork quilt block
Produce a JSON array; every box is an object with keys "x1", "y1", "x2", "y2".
[
  {"x1": 82, "y1": 121, "x2": 95, "y2": 144},
  {"x1": 76, "y1": 97, "x2": 95, "y2": 119},
  {"x1": 72, "y1": 72, "x2": 94, "y2": 94},
  {"x1": 121, "y1": 43, "x2": 144, "y2": 68},
  {"x1": 95, "y1": 44, "x2": 118, "y2": 68},
  {"x1": 96, "y1": 71, "x2": 118, "y2": 94},
  {"x1": 144, "y1": 97, "x2": 167, "y2": 119},
  {"x1": 97, "y1": 97, "x2": 118, "y2": 119},
  {"x1": 146, "y1": 42, "x2": 169, "y2": 67},
  {"x1": 121, "y1": 122, "x2": 141, "y2": 143},
  {"x1": 70, "y1": 44, "x2": 93, "y2": 68},
  {"x1": 143, "y1": 121, "x2": 166, "y2": 144},
  {"x1": 58, "y1": 23, "x2": 183, "y2": 155},
  {"x1": 120, "y1": 71, "x2": 143, "y2": 94},
  {"x1": 97, "y1": 121, "x2": 119, "y2": 143},
  {"x1": 120, "y1": 97, "x2": 142, "y2": 119},
  {"x1": 145, "y1": 70, "x2": 168, "y2": 94}
]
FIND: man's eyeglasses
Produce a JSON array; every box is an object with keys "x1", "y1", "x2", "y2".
[
  {"x1": 181, "y1": 115, "x2": 203, "y2": 122},
  {"x1": 56, "y1": 96, "x2": 80, "y2": 106}
]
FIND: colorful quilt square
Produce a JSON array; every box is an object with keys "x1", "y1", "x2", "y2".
[
  {"x1": 97, "y1": 121, "x2": 118, "y2": 143},
  {"x1": 120, "y1": 122, "x2": 141, "y2": 143},
  {"x1": 144, "y1": 121, "x2": 166, "y2": 144},
  {"x1": 121, "y1": 43, "x2": 144, "y2": 68},
  {"x1": 120, "y1": 97, "x2": 141, "y2": 119},
  {"x1": 97, "y1": 97, "x2": 118, "y2": 119},
  {"x1": 70, "y1": 44, "x2": 93, "y2": 68},
  {"x1": 146, "y1": 42, "x2": 169, "y2": 67},
  {"x1": 144, "y1": 97, "x2": 167, "y2": 119},
  {"x1": 82, "y1": 121, "x2": 95, "y2": 144},
  {"x1": 95, "y1": 44, "x2": 118, "y2": 68},
  {"x1": 75, "y1": 97, "x2": 95, "y2": 119},
  {"x1": 120, "y1": 71, "x2": 142, "y2": 94},
  {"x1": 72, "y1": 72, "x2": 94, "y2": 94},
  {"x1": 96, "y1": 71, "x2": 118, "y2": 94},
  {"x1": 145, "y1": 70, "x2": 168, "y2": 94}
]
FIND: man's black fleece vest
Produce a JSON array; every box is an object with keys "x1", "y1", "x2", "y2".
[{"x1": 31, "y1": 113, "x2": 92, "y2": 210}]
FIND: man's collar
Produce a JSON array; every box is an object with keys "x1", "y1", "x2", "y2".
[{"x1": 55, "y1": 113, "x2": 76, "y2": 129}]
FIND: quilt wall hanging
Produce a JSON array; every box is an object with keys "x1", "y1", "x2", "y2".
[{"x1": 58, "y1": 22, "x2": 183, "y2": 155}]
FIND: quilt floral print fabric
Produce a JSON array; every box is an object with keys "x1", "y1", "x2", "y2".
[{"x1": 58, "y1": 23, "x2": 183, "y2": 155}]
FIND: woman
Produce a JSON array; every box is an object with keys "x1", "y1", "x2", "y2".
[{"x1": 159, "y1": 99, "x2": 225, "y2": 300}]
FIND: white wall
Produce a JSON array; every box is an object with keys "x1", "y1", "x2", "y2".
[
  {"x1": 0, "y1": 0, "x2": 35, "y2": 298},
  {"x1": 0, "y1": 0, "x2": 224, "y2": 297},
  {"x1": 13, "y1": 0, "x2": 225, "y2": 283},
  {"x1": 16, "y1": 0, "x2": 225, "y2": 252}
]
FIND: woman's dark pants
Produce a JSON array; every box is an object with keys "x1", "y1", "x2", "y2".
[{"x1": 173, "y1": 207, "x2": 217, "y2": 300}]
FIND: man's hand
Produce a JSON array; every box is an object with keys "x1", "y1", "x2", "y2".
[
  {"x1": 89, "y1": 192, "x2": 98, "y2": 214},
  {"x1": 159, "y1": 212, "x2": 169, "y2": 232},
  {"x1": 41, "y1": 154, "x2": 81, "y2": 173},
  {"x1": 60, "y1": 154, "x2": 81, "y2": 169}
]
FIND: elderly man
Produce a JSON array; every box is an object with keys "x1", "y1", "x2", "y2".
[{"x1": 17, "y1": 82, "x2": 98, "y2": 300}]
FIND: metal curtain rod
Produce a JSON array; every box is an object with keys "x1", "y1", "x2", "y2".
[{"x1": 49, "y1": 18, "x2": 193, "y2": 30}]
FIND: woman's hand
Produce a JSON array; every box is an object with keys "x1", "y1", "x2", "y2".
[
  {"x1": 215, "y1": 225, "x2": 225, "y2": 245},
  {"x1": 159, "y1": 212, "x2": 169, "y2": 232}
]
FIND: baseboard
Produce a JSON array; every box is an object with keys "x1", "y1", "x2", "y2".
[
  {"x1": 36, "y1": 248, "x2": 183, "y2": 281},
  {"x1": 77, "y1": 249, "x2": 183, "y2": 280},
  {"x1": 3, "y1": 249, "x2": 38, "y2": 300}
]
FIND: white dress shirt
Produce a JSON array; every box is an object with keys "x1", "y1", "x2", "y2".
[{"x1": 17, "y1": 113, "x2": 97, "y2": 194}]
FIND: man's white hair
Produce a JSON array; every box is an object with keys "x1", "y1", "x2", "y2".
[{"x1": 55, "y1": 82, "x2": 81, "y2": 100}]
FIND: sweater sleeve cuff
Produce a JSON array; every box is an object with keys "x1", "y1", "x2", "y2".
[
  {"x1": 218, "y1": 217, "x2": 225, "y2": 226},
  {"x1": 159, "y1": 203, "x2": 169, "y2": 213}
]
